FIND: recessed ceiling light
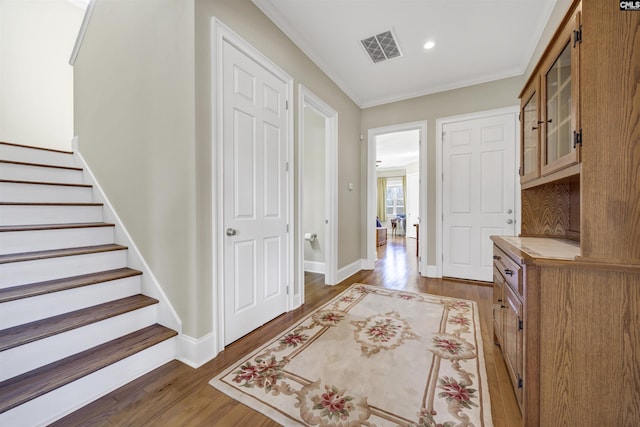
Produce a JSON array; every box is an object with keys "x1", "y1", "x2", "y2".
[{"x1": 423, "y1": 41, "x2": 436, "y2": 50}]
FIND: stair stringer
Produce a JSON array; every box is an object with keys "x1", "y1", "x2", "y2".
[{"x1": 72, "y1": 138, "x2": 182, "y2": 337}]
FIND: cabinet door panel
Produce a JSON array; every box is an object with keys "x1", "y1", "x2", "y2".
[
  {"x1": 503, "y1": 282, "x2": 523, "y2": 407},
  {"x1": 541, "y1": 8, "x2": 581, "y2": 176},
  {"x1": 493, "y1": 267, "x2": 505, "y2": 345},
  {"x1": 520, "y1": 79, "x2": 540, "y2": 184}
]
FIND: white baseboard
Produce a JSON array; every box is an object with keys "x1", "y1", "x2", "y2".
[
  {"x1": 426, "y1": 265, "x2": 439, "y2": 278},
  {"x1": 177, "y1": 333, "x2": 217, "y2": 368},
  {"x1": 361, "y1": 258, "x2": 375, "y2": 270},
  {"x1": 336, "y1": 259, "x2": 365, "y2": 284},
  {"x1": 303, "y1": 260, "x2": 325, "y2": 274}
]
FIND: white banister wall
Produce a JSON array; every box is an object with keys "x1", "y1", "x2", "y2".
[{"x1": 0, "y1": 0, "x2": 83, "y2": 151}]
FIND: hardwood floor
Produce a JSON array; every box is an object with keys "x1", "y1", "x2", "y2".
[{"x1": 52, "y1": 236, "x2": 521, "y2": 426}]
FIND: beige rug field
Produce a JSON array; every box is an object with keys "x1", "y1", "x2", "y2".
[{"x1": 211, "y1": 284, "x2": 493, "y2": 426}]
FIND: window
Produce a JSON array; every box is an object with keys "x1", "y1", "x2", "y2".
[{"x1": 385, "y1": 178, "x2": 405, "y2": 216}]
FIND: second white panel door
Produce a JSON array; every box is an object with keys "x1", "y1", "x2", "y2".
[{"x1": 442, "y1": 113, "x2": 516, "y2": 282}]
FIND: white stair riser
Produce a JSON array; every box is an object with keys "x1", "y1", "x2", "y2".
[
  {"x1": 0, "y1": 204, "x2": 104, "y2": 226},
  {"x1": 0, "y1": 226, "x2": 115, "y2": 255},
  {"x1": 0, "y1": 275, "x2": 141, "y2": 330},
  {"x1": 0, "y1": 182, "x2": 93, "y2": 203},
  {"x1": 0, "y1": 337, "x2": 176, "y2": 427},
  {"x1": 0, "y1": 163, "x2": 83, "y2": 185},
  {"x1": 0, "y1": 250, "x2": 128, "y2": 289},
  {"x1": 0, "y1": 145, "x2": 75, "y2": 168},
  {"x1": 0, "y1": 305, "x2": 157, "y2": 382}
]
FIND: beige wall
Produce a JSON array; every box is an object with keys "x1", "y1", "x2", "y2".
[
  {"x1": 0, "y1": 0, "x2": 83, "y2": 150},
  {"x1": 74, "y1": 0, "x2": 199, "y2": 334},
  {"x1": 361, "y1": 75, "x2": 525, "y2": 266}
]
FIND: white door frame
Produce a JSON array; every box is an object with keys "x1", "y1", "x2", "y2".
[
  {"x1": 366, "y1": 121, "x2": 428, "y2": 275},
  {"x1": 211, "y1": 18, "x2": 294, "y2": 354},
  {"x1": 297, "y1": 85, "x2": 338, "y2": 293},
  {"x1": 435, "y1": 106, "x2": 520, "y2": 278}
]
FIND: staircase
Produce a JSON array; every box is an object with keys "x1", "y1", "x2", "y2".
[{"x1": 0, "y1": 142, "x2": 178, "y2": 426}]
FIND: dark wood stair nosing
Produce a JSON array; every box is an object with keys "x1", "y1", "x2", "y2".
[
  {"x1": 0, "y1": 222, "x2": 115, "y2": 233},
  {"x1": 0, "y1": 294, "x2": 160, "y2": 352},
  {"x1": 0, "y1": 244, "x2": 128, "y2": 265},
  {"x1": 0, "y1": 324, "x2": 177, "y2": 414},
  {"x1": 0, "y1": 159, "x2": 83, "y2": 172},
  {"x1": 0, "y1": 179, "x2": 92, "y2": 188},
  {"x1": 0, "y1": 202, "x2": 103, "y2": 207},
  {"x1": 0, "y1": 267, "x2": 143, "y2": 304}
]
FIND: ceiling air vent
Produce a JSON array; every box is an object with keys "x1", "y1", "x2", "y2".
[{"x1": 361, "y1": 30, "x2": 402, "y2": 64}]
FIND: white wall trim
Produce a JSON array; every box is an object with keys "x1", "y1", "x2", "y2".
[
  {"x1": 297, "y1": 85, "x2": 338, "y2": 289},
  {"x1": 211, "y1": 17, "x2": 294, "y2": 357},
  {"x1": 336, "y1": 259, "x2": 363, "y2": 284},
  {"x1": 366, "y1": 121, "x2": 428, "y2": 275},
  {"x1": 426, "y1": 265, "x2": 438, "y2": 278},
  {"x1": 176, "y1": 333, "x2": 217, "y2": 368},
  {"x1": 303, "y1": 260, "x2": 326, "y2": 274},
  {"x1": 435, "y1": 106, "x2": 521, "y2": 278},
  {"x1": 69, "y1": 0, "x2": 96, "y2": 66},
  {"x1": 73, "y1": 137, "x2": 182, "y2": 337}
]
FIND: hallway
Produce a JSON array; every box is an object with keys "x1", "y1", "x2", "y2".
[{"x1": 55, "y1": 236, "x2": 521, "y2": 427}]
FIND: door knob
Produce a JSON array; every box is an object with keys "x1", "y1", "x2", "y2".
[
  {"x1": 506, "y1": 219, "x2": 514, "y2": 224},
  {"x1": 226, "y1": 228, "x2": 237, "y2": 236}
]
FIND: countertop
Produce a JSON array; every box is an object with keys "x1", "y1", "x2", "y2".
[{"x1": 490, "y1": 236, "x2": 580, "y2": 264}]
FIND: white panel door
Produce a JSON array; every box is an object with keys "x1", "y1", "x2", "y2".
[
  {"x1": 223, "y1": 40, "x2": 289, "y2": 344},
  {"x1": 442, "y1": 113, "x2": 516, "y2": 281}
]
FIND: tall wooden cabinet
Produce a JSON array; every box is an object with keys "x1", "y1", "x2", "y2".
[{"x1": 492, "y1": 1, "x2": 640, "y2": 425}]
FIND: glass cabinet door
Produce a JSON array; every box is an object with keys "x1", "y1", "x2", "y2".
[
  {"x1": 541, "y1": 9, "x2": 581, "y2": 176},
  {"x1": 520, "y1": 81, "x2": 540, "y2": 184}
]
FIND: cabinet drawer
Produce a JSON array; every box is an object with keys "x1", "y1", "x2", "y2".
[{"x1": 493, "y1": 247, "x2": 522, "y2": 295}]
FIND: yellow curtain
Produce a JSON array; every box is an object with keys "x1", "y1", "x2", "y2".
[{"x1": 377, "y1": 177, "x2": 387, "y2": 222}]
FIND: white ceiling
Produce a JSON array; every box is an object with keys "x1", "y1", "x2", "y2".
[
  {"x1": 253, "y1": 0, "x2": 557, "y2": 108},
  {"x1": 376, "y1": 130, "x2": 419, "y2": 171}
]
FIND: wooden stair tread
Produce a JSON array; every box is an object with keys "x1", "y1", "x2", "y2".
[
  {"x1": 0, "y1": 159, "x2": 83, "y2": 171},
  {"x1": 0, "y1": 222, "x2": 115, "y2": 232},
  {"x1": 0, "y1": 179, "x2": 91, "y2": 188},
  {"x1": 0, "y1": 294, "x2": 159, "y2": 352},
  {"x1": 0, "y1": 324, "x2": 176, "y2": 414},
  {"x1": 0, "y1": 141, "x2": 73, "y2": 154},
  {"x1": 0, "y1": 268, "x2": 142, "y2": 304},
  {"x1": 0, "y1": 243, "x2": 127, "y2": 264}
]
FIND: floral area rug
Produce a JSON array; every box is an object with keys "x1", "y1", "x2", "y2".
[{"x1": 210, "y1": 284, "x2": 493, "y2": 426}]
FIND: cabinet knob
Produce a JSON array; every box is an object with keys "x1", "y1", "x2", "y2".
[
  {"x1": 504, "y1": 269, "x2": 514, "y2": 276},
  {"x1": 493, "y1": 255, "x2": 501, "y2": 260}
]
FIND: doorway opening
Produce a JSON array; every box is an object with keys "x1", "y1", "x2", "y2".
[
  {"x1": 366, "y1": 121, "x2": 427, "y2": 276},
  {"x1": 297, "y1": 86, "x2": 338, "y2": 298}
]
